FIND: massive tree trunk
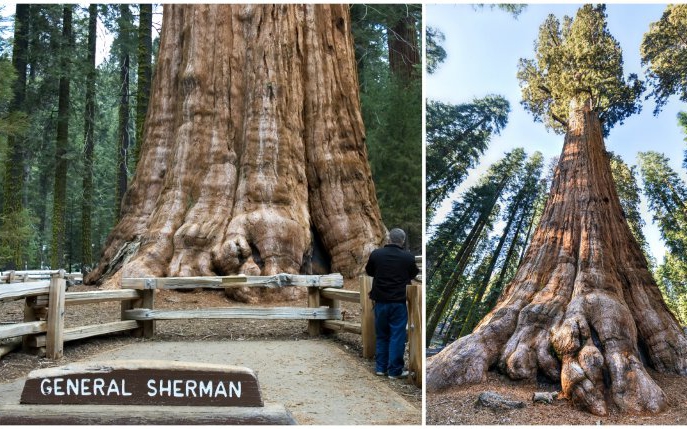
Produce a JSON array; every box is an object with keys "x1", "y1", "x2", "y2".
[
  {"x1": 426, "y1": 101, "x2": 687, "y2": 416},
  {"x1": 85, "y1": 4, "x2": 386, "y2": 299}
]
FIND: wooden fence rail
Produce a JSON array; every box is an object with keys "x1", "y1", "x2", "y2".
[{"x1": 1, "y1": 258, "x2": 423, "y2": 387}]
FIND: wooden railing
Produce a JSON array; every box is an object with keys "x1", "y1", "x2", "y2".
[
  {"x1": 0, "y1": 271, "x2": 140, "y2": 359},
  {"x1": 1, "y1": 257, "x2": 423, "y2": 388}
]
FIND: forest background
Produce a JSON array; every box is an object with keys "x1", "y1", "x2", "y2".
[
  {"x1": 0, "y1": 4, "x2": 422, "y2": 274},
  {"x1": 426, "y1": 4, "x2": 687, "y2": 344}
]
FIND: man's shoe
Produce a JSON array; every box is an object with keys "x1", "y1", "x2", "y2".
[
  {"x1": 375, "y1": 371, "x2": 387, "y2": 376},
  {"x1": 388, "y1": 370, "x2": 410, "y2": 380}
]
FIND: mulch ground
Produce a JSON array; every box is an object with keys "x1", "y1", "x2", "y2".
[{"x1": 427, "y1": 370, "x2": 687, "y2": 425}]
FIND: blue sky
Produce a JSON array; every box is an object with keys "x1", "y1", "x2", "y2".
[{"x1": 426, "y1": 4, "x2": 687, "y2": 264}]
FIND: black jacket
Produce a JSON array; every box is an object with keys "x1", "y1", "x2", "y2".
[{"x1": 365, "y1": 244, "x2": 419, "y2": 303}]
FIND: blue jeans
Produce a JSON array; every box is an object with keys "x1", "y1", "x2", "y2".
[{"x1": 374, "y1": 302, "x2": 407, "y2": 376}]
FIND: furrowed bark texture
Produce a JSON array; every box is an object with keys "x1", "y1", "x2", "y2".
[
  {"x1": 85, "y1": 5, "x2": 386, "y2": 300},
  {"x1": 426, "y1": 102, "x2": 687, "y2": 416}
]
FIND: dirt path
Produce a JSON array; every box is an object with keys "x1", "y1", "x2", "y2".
[{"x1": 0, "y1": 339, "x2": 420, "y2": 425}]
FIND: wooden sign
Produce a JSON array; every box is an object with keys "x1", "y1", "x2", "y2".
[{"x1": 20, "y1": 360, "x2": 263, "y2": 407}]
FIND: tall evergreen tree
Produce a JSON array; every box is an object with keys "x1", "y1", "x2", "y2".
[
  {"x1": 428, "y1": 5, "x2": 686, "y2": 416},
  {"x1": 641, "y1": 5, "x2": 687, "y2": 113},
  {"x1": 351, "y1": 4, "x2": 422, "y2": 252},
  {"x1": 426, "y1": 148, "x2": 526, "y2": 345},
  {"x1": 1, "y1": 4, "x2": 31, "y2": 269},
  {"x1": 426, "y1": 96, "x2": 510, "y2": 219},
  {"x1": 114, "y1": 4, "x2": 133, "y2": 220},
  {"x1": 81, "y1": 4, "x2": 97, "y2": 271},
  {"x1": 50, "y1": 5, "x2": 73, "y2": 269},
  {"x1": 134, "y1": 3, "x2": 152, "y2": 165}
]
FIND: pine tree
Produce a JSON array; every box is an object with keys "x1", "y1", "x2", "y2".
[
  {"x1": 50, "y1": 5, "x2": 73, "y2": 269},
  {"x1": 641, "y1": 5, "x2": 687, "y2": 113},
  {"x1": 426, "y1": 96, "x2": 510, "y2": 219}
]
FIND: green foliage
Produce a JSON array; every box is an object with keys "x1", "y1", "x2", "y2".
[
  {"x1": 352, "y1": 4, "x2": 422, "y2": 253},
  {"x1": 474, "y1": 4, "x2": 527, "y2": 18},
  {"x1": 609, "y1": 152, "x2": 654, "y2": 267},
  {"x1": 641, "y1": 5, "x2": 687, "y2": 114},
  {"x1": 517, "y1": 5, "x2": 644, "y2": 136},
  {"x1": 426, "y1": 96, "x2": 510, "y2": 219},
  {"x1": 427, "y1": 149, "x2": 547, "y2": 344},
  {"x1": 656, "y1": 253, "x2": 687, "y2": 325},
  {"x1": 0, "y1": 208, "x2": 37, "y2": 269},
  {"x1": 638, "y1": 151, "x2": 687, "y2": 263},
  {"x1": 426, "y1": 27, "x2": 446, "y2": 75}
]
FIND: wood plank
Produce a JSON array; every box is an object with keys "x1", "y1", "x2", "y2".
[
  {"x1": 46, "y1": 274, "x2": 66, "y2": 359},
  {"x1": 121, "y1": 273, "x2": 344, "y2": 290},
  {"x1": 123, "y1": 307, "x2": 341, "y2": 321},
  {"x1": 141, "y1": 289, "x2": 155, "y2": 338},
  {"x1": 322, "y1": 320, "x2": 362, "y2": 335},
  {"x1": 307, "y1": 287, "x2": 321, "y2": 336},
  {"x1": 360, "y1": 275, "x2": 375, "y2": 359},
  {"x1": 0, "y1": 321, "x2": 46, "y2": 340},
  {"x1": 0, "y1": 338, "x2": 21, "y2": 358},
  {"x1": 23, "y1": 296, "x2": 38, "y2": 351},
  {"x1": 28, "y1": 321, "x2": 141, "y2": 347},
  {"x1": 0, "y1": 281, "x2": 50, "y2": 302},
  {"x1": 406, "y1": 283, "x2": 423, "y2": 388},
  {"x1": 34, "y1": 289, "x2": 141, "y2": 307},
  {"x1": 0, "y1": 403, "x2": 297, "y2": 425},
  {"x1": 320, "y1": 288, "x2": 359, "y2": 303}
]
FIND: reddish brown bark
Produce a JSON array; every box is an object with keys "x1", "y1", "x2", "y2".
[
  {"x1": 426, "y1": 101, "x2": 687, "y2": 415},
  {"x1": 85, "y1": 5, "x2": 386, "y2": 300}
]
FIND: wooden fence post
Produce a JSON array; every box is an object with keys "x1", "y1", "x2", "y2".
[
  {"x1": 307, "y1": 287, "x2": 322, "y2": 336},
  {"x1": 46, "y1": 270, "x2": 66, "y2": 359},
  {"x1": 406, "y1": 283, "x2": 422, "y2": 387},
  {"x1": 22, "y1": 296, "x2": 38, "y2": 352},
  {"x1": 360, "y1": 275, "x2": 375, "y2": 359},
  {"x1": 141, "y1": 289, "x2": 155, "y2": 338}
]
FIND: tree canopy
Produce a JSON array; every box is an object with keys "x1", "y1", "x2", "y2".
[
  {"x1": 641, "y1": 4, "x2": 687, "y2": 114},
  {"x1": 517, "y1": 4, "x2": 644, "y2": 136}
]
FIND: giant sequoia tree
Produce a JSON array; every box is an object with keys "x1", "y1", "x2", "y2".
[
  {"x1": 427, "y1": 5, "x2": 687, "y2": 416},
  {"x1": 85, "y1": 5, "x2": 386, "y2": 298}
]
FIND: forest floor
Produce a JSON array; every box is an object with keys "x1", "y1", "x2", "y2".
[
  {"x1": 427, "y1": 369, "x2": 687, "y2": 425},
  {"x1": 0, "y1": 280, "x2": 420, "y2": 424}
]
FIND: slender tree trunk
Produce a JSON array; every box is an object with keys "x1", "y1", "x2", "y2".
[
  {"x1": 85, "y1": 5, "x2": 386, "y2": 297},
  {"x1": 50, "y1": 5, "x2": 73, "y2": 269},
  {"x1": 115, "y1": 5, "x2": 132, "y2": 221},
  {"x1": 135, "y1": 3, "x2": 152, "y2": 165},
  {"x1": 81, "y1": 4, "x2": 97, "y2": 272},
  {"x1": 2, "y1": 4, "x2": 30, "y2": 269},
  {"x1": 458, "y1": 196, "x2": 522, "y2": 337},
  {"x1": 427, "y1": 101, "x2": 687, "y2": 416},
  {"x1": 387, "y1": 11, "x2": 419, "y2": 81}
]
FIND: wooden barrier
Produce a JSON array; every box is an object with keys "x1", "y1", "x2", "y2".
[
  {"x1": 360, "y1": 276, "x2": 376, "y2": 359},
  {"x1": 1, "y1": 276, "x2": 144, "y2": 357},
  {"x1": 119, "y1": 273, "x2": 344, "y2": 339}
]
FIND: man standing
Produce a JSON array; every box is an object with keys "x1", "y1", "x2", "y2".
[{"x1": 365, "y1": 228, "x2": 419, "y2": 379}]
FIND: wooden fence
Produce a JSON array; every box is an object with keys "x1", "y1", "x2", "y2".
[{"x1": 1, "y1": 257, "x2": 423, "y2": 387}]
